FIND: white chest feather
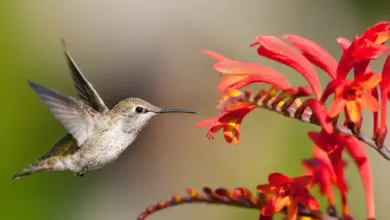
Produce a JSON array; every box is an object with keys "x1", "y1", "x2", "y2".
[
  {"x1": 99, "y1": 125, "x2": 137, "y2": 159},
  {"x1": 75, "y1": 123, "x2": 138, "y2": 170}
]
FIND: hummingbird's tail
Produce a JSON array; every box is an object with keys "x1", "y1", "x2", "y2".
[
  {"x1": 12, "y1": 159, "x2": 64, "y2": 179},
  {"x1": 12, "y1": 161, "x2": 46, "y2": 179}
]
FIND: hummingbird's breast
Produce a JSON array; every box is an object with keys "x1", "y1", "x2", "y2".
[{"x1": 71, "y1": 122, "x2": 137, "y2": 171}]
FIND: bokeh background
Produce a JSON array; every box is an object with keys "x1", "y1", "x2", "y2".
[{"x1": 2, "y1": 0, "x2": 390, "y2": 219}]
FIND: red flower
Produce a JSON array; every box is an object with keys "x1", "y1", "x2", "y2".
[
  {"x1": 196, "y1": 104, "x2": 255, "y2": 145},
  {"x1": 250, "y1": 35, "x2": 323, "y2": 100},
  {"x1": 344, "y1": 136, "x2": 375, "y2": 219},
  {"x1": 337, "y1": 36, "x2": 381, "y2": 136},
  {"x1": 377, "y1": 55, "x2": 390, "y2": 145},
  {"x1": 308, "y1": 130, "x2": 375, "y2": 219},
  {"x1": 337, "y1": 22, "x2": 390, "y2": 79},
  {"x1": 203, "y1": 50, "x2": 292, "y2": 92},
  {"x1": 283, "y1": 34, "x2": 338, "y2": 79},
  {"x1": 323, "y1": 72, "x2": 381, "y2": 123},
  {"x1": 301, "y1": 147, "x2": 338, "y2": 207},
  {"x1": 257, "y1": 173, "x2": 319, "y2": 220},
  {"x1": 197, "y1": 22, "x2": 389, "y2": 219}
]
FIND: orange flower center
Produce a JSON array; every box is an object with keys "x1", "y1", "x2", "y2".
[
  {"x1": 375, "y1": 31, "x2": 389, "y2": 45},
  {"x1": 343, "y1": 86, "x2": 362, "y2": 101},
  {"x1": 278, "y1": 185, "x2": 292, "y2": 197}
]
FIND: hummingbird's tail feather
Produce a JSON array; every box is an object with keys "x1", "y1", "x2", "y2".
[
  {"x1": 12, "y1": 162, "x2": 47, "y2": 179},
  {"x1": 12, "y1": 158, "x2": 66, "y2": 179},
  {"x1": 12, "y1": 168, "x2": 34, "y2": 179}
]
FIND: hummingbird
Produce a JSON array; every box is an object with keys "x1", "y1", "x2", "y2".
[{"x1": 12, "y1": 43, "x2": 199, "y2": 179}]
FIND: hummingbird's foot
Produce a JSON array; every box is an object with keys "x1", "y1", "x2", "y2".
[
  {"x1": 75, "y1": 167, "x2": 87, "y2": 177},
  {"x1": 75, "y1": 172, "x2": 85, "y2": 177}
]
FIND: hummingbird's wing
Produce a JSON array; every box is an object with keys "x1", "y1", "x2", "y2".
[
  {"x1": 62, "y1": 40, "x2": 109, "y2": 113},
  {"x1": 38, "y1": 134, "x2": 79, "y2": 159},
  {"x1": 28, "y1": 81, "x2": 98, "y2": 146}
]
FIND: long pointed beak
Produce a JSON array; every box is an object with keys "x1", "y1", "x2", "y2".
[{"x1": 157, "y1": 108, "x2": 199, "y2": 114}]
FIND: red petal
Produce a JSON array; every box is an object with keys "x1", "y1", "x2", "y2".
[
  {"x1": 261, "y1": 198, "x2": 276, "y2": 216},
  {"x1": 257, "y1": 184, "x2": 276, "y2": 194},
  {"x1": 218, "y1": 75, "x2": 248, "y2": 91},
  {"x1": 304, "y1": 99, "x2": 333, "y2": 133},
  {"x1": 292, "y1": 175, "x2": 313, "y2": 187},
  {"x1": 338, "y1": 38, "x2": 370, "y2": 77},
  {"x1": 308, "y1": 132, "x2": 326, "y2": 151},
  {"x1": 345, "y1": 101, "x2": 361, "y2": 123},
  {"x1": 382, "y1": 54, "x2": 390, "y2": 84},
  {"x1": 380, "y1": 55, "x2": 390, "y2": 128},
  {"x1": 197, "y1": 105, "x2": 255, "y2": 144},
  {"x1": 222, "y1": 117, "x2": 244, "y2": 145},
  {"x1": 283, "y1": 35, "x2": 337, "y2": 79},
  {"x1": 344, "y1": 136, "x2": 375, "y2": 219},
  {"x1": 253, "y1": 35, "x2": 322, "y2": 100},
  {"x1": 286, "y1": 201, "x2": 298, "y2": 220},
  {"x1": 337, "y1": 37, "x2": 352, "y2": 52},
  {"x1": 353, "y1": 60, "x2": 371, "y2": 77},
  {"x1": 308, "y1": 130, "x2": 344, "y2": 154},
  {"x1": 196, "y1": 117, "x2": 218, "y2": 127},
  {"x1": 358, "y1": 93, "x2": 380, "y2": 112},
  {"x1": 297, "y1": 194, "x2": 320, "y2": 211},
  {"x1": 328, "y1": 98, "x2": 346, "y2": 119},
  {"x1": 328, "y1": 149, "x2": 349, "y2": 216},
  {"x1": 363, "y1": 21, "x2": 390, "y2": 42},
  {"x1": 355, "y1": 73, "x2": 382, "y2": 89},
  {"x1": 336, "y1": 37, "x2": 361, "y2": 79},
  {"x1": 202, "y1": 50, "x2": 229, "y2": 62},
  {"x1": 219, "y1": 105, "x2": 255, "y2": 144},
  {"x1": 337, "y1": 22, "x2": 390, "y2": 79},
  {"x1": 312, "y1": 146, "x2": 332, "y2": 165},
  {"x1": 337, "y1": 37, "x2": 375, "y2": 77},
  {"x1": 313, "y1": 146, "x2": 338, "y2": 184},
  {"x1": 214, "y1": 60, "x2": 291, "y2": 90},
  {"x1": 302, "y1": 150, "x2": 335, "y2": 205},
  {"x1": 274, "y1": 196, "x2": 291, "y2": 213},
  {"x1": 220, "y1": 73, "x2": 291, "y2": 91},
  {"x1": 196, "y1": 116, "x2": 225, "y2": 140},
  {"x1": 370, "y1": 85, "x2": 380, "y2": 135},
  {"x1": 268, "y1": 173, "x2": 291, "y2": 187},
  {"x1": 320, "y1": 78, "x2": 345, "y2": 104},
  {"x1": 379, "y1": 67, "x2": 390, "y2": 129}
]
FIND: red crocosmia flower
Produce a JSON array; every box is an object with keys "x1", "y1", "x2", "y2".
[
  {"x1": 323, "y1": 72, "x2": 381, "y2": 123},
  {"x1": 257, "y1": 173, "x2": 319, "y2": 220},
  {"x1": 203, "y1": 50, "x2": 292, "y2": 92},
  {"x1": 337, "y1": 36, "x2": 380, "y2": 134},
  {"x1": 301, "y1": 148, "x2": 337, "y2": 207},
  {"x1": 213, "y1": 60, "x2": 292, "y2": 91},
  {"x1": 344, "y1": 136, "x2": 375, "y2": 219},
  {"x1": 283, "y1": 34, "x2": 338, "y2": 79},
  {"x1": 308, "y1": 130, "x2": 347, "y2": 154},
  {"x1": 308, "y1": 129, "x2": 374, "y2": 219},
  {"x1": 379, "y1": 55, "x2": 390, "y2": 130},
  {"x1": 337, "y1": 36, "x2": 375, "y2": 78},
  {"x1": 203, "y1": 50, "x2": 229, "y2": 62},
  {"x1": 250, "y1": 35, "x2": 323, "y2": 100},
  {"x1": 196, "y1": 104, "x2": 255, "y2": 145},
  {"x1": 218, "y1": 90, "x2": 253, "y2": 112},
  {"x1": 337, "y1": 22, "x2": 389, "y2": 79},
  {"x1": 308, "y1": 130, "x2": 350, "y2": 217}
]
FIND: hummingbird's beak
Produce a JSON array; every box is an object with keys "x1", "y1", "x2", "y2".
[{"x1": 157, "y1": 108, "x2": 199, "y2": 114}]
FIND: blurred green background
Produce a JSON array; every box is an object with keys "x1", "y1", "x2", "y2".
[{"x1": 1, "y1": 1, "x2": 390, "y2": 220}]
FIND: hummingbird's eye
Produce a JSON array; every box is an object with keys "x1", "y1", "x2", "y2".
[{"x1": 135, "y1": 106, "x2": 145, "y2": 113}]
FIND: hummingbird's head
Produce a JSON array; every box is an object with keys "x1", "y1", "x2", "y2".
[{"x1": 112, "y1": 98, "x2": 199, "y2": 132}]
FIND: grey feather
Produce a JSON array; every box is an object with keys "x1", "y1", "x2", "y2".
[
  {"x1": 62, "y1": 39, "x2": 109, "y2": 113},
  {"x1": 28, "y1": 81, "x2": 97, "y2": 146}
]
